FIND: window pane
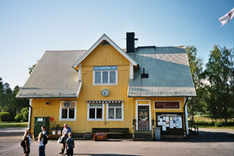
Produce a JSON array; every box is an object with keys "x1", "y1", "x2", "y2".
[
  {"x1": 102, "y1": 71, "x2": 108, "y2": 83},
  {"x1": 109, "y1": 103, "x2": 121, "y2": 107},
  {"x1": 89, "y1": 108, "x2": 95, "y2": 119},
  {"x1": 116, "y1": 108, "x2": 122, "y2": 119},
  {"x1": 69, "y1": 108, "x2": 75, "y2": 119},
  {"x1": 90, "y1": 104, "x2": 102, "y2": 107},
  {"x1": 95, "y1": 71, "x2": 101, "y2": 84},
  {"x1": 97, "y1": 108, "x2": 102, "y2": 119},
  {"x1": 110, "y1": 71, "x2": 116, "y2": 83},
  {"x1": 108, "y1": 108, "x2": 114, "y2": 119},
  {"x1": 62, "y1": 108, "x2": 67, "y2": 119}
]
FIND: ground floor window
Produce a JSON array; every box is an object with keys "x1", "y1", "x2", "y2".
[
  {"x1": 87, "y1": 104, "x2": 104, "y2": 121},
  {"x1": 107, "y1": 103, "x2": 124, "y2": 121},
  {"x1": 60, "y1": 101, "x2": 77, "y2": 121}
]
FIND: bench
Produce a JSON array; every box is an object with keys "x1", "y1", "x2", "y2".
[{"x1": 92, "y1": 128, "x2": 130, "y2": 139}]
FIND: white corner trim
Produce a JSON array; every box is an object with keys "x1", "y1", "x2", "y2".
[
  {"x1": 76, "y1": 82, "x2": 82, "y2": 98},
  {"x1": 28, "y1": 99, "x2": 32, "y2": 129},
  {"x1": 136, "y1": 100, "x2": 152, "y2": 131},
  {"x1": 130, "y1": 63, "x2": 134, "y2": 79},
  {"x1": 72, "y1": 34, "x2": 137, "y2": 68},
  {"x1": 78, "y1": 64, "x2": 82, "y2": 82}
]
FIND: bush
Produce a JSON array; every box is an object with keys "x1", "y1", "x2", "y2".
[
  {"x1": 0, "y1": 112, "x2": 10, "y2": 121},
  {"x1": 21, "y1": 107, "x2": 29, "y2": 122},
  {"x1": 214, "y1": 121, "x2": 222, "y2": 127},
  {"x1": 14, "y1": 114, "x2": 23, "y2": 122}
]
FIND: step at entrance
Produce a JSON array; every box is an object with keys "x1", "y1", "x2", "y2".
[{"x1": 133, "y1": 131, "x2": 153, "y2": 141}]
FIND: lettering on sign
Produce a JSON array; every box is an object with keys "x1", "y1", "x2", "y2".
[{"x1": 155, "y1": 102, "x2": 180, "y2": 109}]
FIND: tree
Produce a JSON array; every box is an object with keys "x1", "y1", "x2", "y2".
[
  {"x1": 203, "y1": 45, "x2": 233, "y2": 124},
  {"x1": 186, "y1": 46, "x2": 206, "y2": 115}
]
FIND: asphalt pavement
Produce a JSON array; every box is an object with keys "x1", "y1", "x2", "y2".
[{"x1": 0, "y1": 128, "x2": 233, "y2": 156}]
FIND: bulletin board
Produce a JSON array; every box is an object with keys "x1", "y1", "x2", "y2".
[{"x1": 156, "y1": 113, "x2": 184, "y2": 135}]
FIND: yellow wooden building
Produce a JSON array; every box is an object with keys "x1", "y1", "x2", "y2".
[{"x1": 17, "y1": 33, "x2": 196, "y2": 140}]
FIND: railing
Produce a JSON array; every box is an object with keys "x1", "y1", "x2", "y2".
[
  {"x1": 151, "y1": 119, "x2": 155, "y2": 139},
  {"x1": 188, "y1": 120, "x2": 199, "y2": 135}
]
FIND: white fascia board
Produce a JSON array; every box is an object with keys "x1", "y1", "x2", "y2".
[{"x1": 72, "y1": 34, "x2": 138, "y2": 68}]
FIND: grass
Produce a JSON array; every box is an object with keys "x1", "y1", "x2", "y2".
[
  {"x1": 0, "y1": 122, "x2": 28, "y2": 128},
  {"x1": 198, "y1": 125, "x2": 234, "y2": 129}
]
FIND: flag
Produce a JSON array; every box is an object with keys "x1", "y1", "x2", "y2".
[{"x1": 219, "y1": 8, "x2": 234, "y2": 26}]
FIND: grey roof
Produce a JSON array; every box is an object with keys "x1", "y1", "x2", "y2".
[
  {"x1": 128, "y1": 46, "x2": 196, "y2": 97},
  {"x1": 16, "y1": 50, "x2": 86, "y2": 98}
]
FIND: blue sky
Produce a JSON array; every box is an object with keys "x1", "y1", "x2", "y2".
[{"x1": 0, "y1": 0, "x2": 233, "y2": 88}]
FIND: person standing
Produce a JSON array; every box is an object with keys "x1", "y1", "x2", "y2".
[
  {"x1": 66, "y1": 133, "x2": 75, "y2": 156},
  {"x1": 22, "y1": 128, "x2": 31, "y2": 156},
  {"x1": 59, "y1": 123, "x2": 72, "y2": 154},
  {"x1": 38, "y1": 132, "x2": 45, "y2": 156}
]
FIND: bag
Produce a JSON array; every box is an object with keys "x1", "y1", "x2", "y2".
[
  {"x1": 43, "y1": 133, "x2": 48, "y2": 145},
  {"x1": 20, "y1": 140, "x2": 25, "y2": 147},
  {"x1": 57, "y1": 136, "x2": 64, "y2": 144}
]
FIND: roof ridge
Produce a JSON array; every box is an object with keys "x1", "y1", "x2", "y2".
[{"x1": 46, "y1": 50, "x2": 87, "y2": 52}]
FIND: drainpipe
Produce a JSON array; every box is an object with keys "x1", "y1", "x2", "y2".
[
  {"x1": 28, "y1": 99, "x2": 32, "y2": 129},
  {"x1": 184, "y1": 97, "x2": 189, "y2": 135}
]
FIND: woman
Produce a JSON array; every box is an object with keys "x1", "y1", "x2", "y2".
[
  {"x1": 22, "y1": 128, "x2": 31, "y2": 156},
  {"x1": 38, "y1": 132, "x2": 45, "y2": 156}
]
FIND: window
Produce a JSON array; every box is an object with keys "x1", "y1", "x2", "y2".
[
  {"x1": 88, "y1": 104, "x2": 104, "y2": 121},
  {"x1": 93, "y1": 66, "x2": 118, "y2": 85},
  {"x1": 107, "y1": 103, "x2": 124, "y2": 121},
  {"x1": 60, "y1": 101, "x2": 76, "y2": 121}
]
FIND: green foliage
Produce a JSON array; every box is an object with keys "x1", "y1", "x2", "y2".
[
  {"x1": 14, "y1": 113, "x2": 23, "y2": 122},
  {"x1": 0, "y1": 112, "x2": 10, "y2": 121},
  {"x1": 21, "y1": 107, "x2": 29, "y2": 121},
  {"x1": 14, "y1": 107, "x2": 29, "y2": 122},
  {"x1": 203, "y1": 45, "x2": 234, "y2": 124},
  {"x1": 214, "y1": 122, "x2": 222, "y2": 127},
  {"x1": 186, "y1": 46, "x2": 207, "y2": 115}
]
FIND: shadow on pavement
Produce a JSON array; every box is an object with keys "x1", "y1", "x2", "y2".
[
  {"x1": 163, "y1": 130, "x2": 234, "y2": 143},
  {"x1": 74, "y1": 154, "x2": 139, "y2": 156}
]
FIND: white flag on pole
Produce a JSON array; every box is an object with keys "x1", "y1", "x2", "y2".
[{"x1": 219, "y1": 8, "x2": 234, "y2": 26}]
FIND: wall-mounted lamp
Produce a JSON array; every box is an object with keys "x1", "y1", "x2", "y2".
[{"x1": 45, "y1": 102, "x2": 50, "y2": 105}]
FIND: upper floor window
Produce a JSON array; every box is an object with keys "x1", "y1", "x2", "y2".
[
  {"x1": 60, "y1": 101, "x2": 77, "y2": 121},
  {"x1": 93, "y1": 66, "x2": 118, "y2": 85}
]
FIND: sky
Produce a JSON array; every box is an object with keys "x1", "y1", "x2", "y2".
[{"x1": 0, "y1": 0, "x2": 233, "y2": 89}]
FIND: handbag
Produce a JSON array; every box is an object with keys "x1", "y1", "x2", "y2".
[{"x1": 57, "y1": 136, "x2": 64, "y2": 144}]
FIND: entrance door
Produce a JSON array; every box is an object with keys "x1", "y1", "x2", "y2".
[{"x1": 138, "y1": 106, "x2": 149, "y2": 131}]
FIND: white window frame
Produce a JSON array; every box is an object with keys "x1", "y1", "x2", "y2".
[
  {"x1": 87, "y1": 103, "x2": 104, "y2": 121},
  {"x1": 59, "y1": 101, "x2": 77, "y2": 121},
  {"x1": 106, "y1": 102, "x2": 124, "y2": 121},
  {"x1": 93, "y1": 70, "x2": 118, "y2": 85}
]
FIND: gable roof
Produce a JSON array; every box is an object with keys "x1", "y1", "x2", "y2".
[
  {"x1": 16, "y1": 50, "x2": 86, "y2": 98},
  {"x1": 128, "y1": 46, "x2": 196, "y2": 97},
  {"x1": 72, "y1": 34, "x2": 137, "y2": 68}
]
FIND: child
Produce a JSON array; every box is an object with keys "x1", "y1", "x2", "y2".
[
  {"x1": 22, "y1": 128, "x2": 31, "y2": 156},
  {"x1": 38, "y1": 132, "x2": 45, "y2": 156},
  {"x1": 66, "y1": 133, "x2": 75, "y2": 156}
]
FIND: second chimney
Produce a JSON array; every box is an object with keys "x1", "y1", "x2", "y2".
[{"x1": 126, "y1": 32, "x2": 137, "y2": 53}]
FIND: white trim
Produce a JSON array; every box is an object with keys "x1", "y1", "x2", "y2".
[
  {"x1": 106, "y1": 102, "x2": 124, "y2": 121},
  {"x1": 184, "y1": 97, "x2": 189, "y2": 135},
  {"x1": 130, "y1": 63, "x2": 134, "y2": 79},
  {"x1": 78, "y1": 64, "x2": 82, "y2": 82},
  {"x1": 154, "y1": 101, "x2": 181, "y2": 110},
  {"x1": 76, "y1": 82, "x2": 82, "y2": 98},
  {"x1": 28, "y1": 99, "x2": 32, "y2": 129},
  {"x1": 72, "y1": 34, "x2": 138, "y2": 68},
  {"x1": 136, "y1": 100, "x2": 152, "y2": 131},
  {"x1": 93, "y1": 70, "x2": 118, "y2": 86},
  {"x1": 87, "y1": 103, "x2": 104, "y2": 121},
  {"x1": 59, "y1": 101, "x2": 77, "y2": 121}
]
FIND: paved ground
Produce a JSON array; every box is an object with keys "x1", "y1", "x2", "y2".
[{"x1": 0, "y1": 128, "x2": 233, "y2": 156}]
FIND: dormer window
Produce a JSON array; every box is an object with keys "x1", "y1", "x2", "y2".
[{"x1": 93, "y1": 66, "x2": 118, "y2": 85}]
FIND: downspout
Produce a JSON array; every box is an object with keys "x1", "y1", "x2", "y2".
[
  {"x1": 184, "y1": 97, "x2": 189, "y2": 135},
  {"x1": 28, "y1": 99, "x2": 32, "y2": 129}
]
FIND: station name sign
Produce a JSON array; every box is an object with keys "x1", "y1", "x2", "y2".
[
  {"x1": 155, "y1": 102, "x2": 180, "y2": 109},
  {"x1": 94, "y1": 66, "x2": 117, "y2": 71}
]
